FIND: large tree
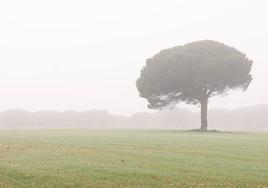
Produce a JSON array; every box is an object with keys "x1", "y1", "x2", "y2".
[{"x1": 136, "y1": 40, "x2": 252, "y2": 131}]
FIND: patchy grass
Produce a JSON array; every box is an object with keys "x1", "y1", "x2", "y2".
[{"x1": 0, "y1": 130, "x2": 267, "y2": 187}]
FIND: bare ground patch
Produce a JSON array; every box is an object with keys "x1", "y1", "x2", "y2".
[{"x1": 0, "y1": 144, "x2": 32, "y2": 154}]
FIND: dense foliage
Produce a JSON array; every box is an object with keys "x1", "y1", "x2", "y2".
[{"x1": 137, "y1": 40, "x2": 252, "y2": 130}]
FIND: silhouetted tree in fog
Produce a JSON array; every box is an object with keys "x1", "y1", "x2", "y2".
[{"x1": 136, "y1": 40, "x2": 252, "y2": 131}]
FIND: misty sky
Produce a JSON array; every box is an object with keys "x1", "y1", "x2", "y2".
[{"x1": 0, "y1": 0, "x2": 267, "y2": 115}]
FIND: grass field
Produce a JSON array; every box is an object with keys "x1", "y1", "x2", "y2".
[{"x1": 0, "y1": 130, "x2": 267, "y2": 188}]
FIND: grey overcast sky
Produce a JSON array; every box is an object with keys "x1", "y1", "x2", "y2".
[{"x1": 0, "y1": 0, "x2": 267, "y2": 115}]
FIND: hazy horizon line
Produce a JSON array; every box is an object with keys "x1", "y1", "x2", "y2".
[{"x1": 1, "y1": 103, "x2": 267, "y2": 116}]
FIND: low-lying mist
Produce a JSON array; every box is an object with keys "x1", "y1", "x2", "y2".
[{"x1": 0, "y1": 104, "x2": 267, "y2": 131}]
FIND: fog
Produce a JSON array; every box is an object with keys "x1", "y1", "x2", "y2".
[
  {"x1": 0, "y1": 1, "x2": 268, "y2": 128},
  {"x1": 0, "y1": 105, "x2": 267, "y2": 131}
]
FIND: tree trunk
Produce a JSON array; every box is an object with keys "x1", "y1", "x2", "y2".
[{"x1": 200, "y1": 97, "x2": 208, "y2": 131}]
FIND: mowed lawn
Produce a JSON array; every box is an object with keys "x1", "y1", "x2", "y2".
[{"x1": 0, "y1": 130, "x2": 267, "y2": 188}]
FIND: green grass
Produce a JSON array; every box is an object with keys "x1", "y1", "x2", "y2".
[{"x1": 0, "y1": 130, "x2": 267, "y2": 188}]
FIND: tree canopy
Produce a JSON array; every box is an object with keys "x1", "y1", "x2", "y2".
[{"x1": 136, "y1": 40, "x2": 252, "y2": 130}]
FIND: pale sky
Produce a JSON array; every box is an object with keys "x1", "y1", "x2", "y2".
[{"x1": 0, "y1": 0, "x2": 267, "y2": 115}]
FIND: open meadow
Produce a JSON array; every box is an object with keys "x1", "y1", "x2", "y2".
[{"x1": 0, "y1": 130, "x2": 267, "y2": 188}]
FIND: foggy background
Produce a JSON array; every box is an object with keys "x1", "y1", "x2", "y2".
[
  {"x1": 0, "y1": 0, "x2": 268, "y2": 129},
  {"x1": 0, "y1": 105, "x2": 268, "y2": 131}
]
